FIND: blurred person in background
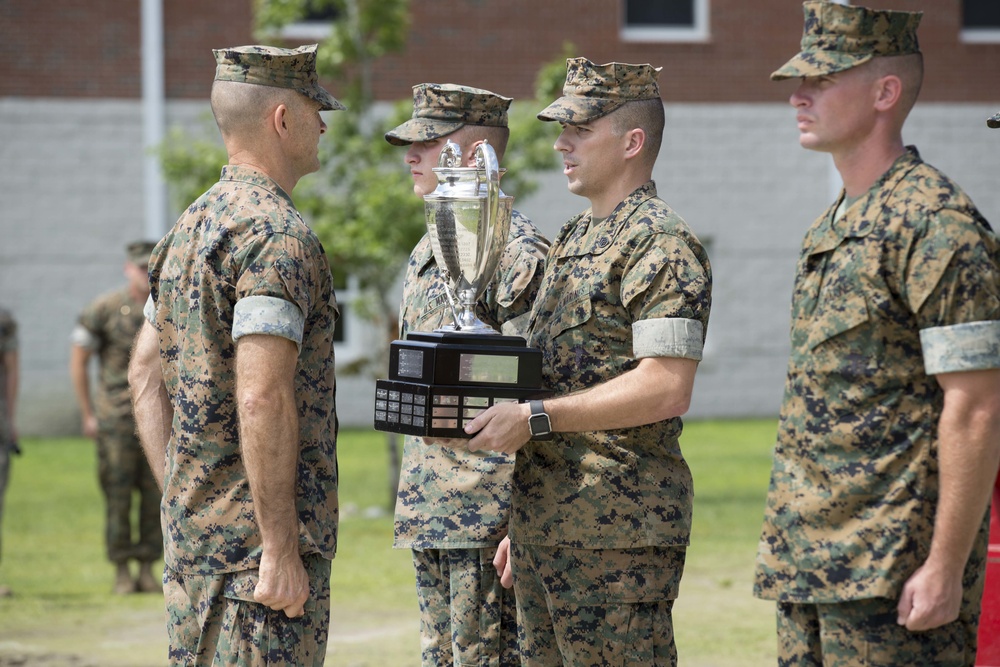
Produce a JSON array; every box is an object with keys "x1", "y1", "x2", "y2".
[
  {"x1": 71, "y1": 241, "x2": 161, "y2": 595},
  {"x1": 0, "y1": 306, "x2": 18, "y2": 598}
]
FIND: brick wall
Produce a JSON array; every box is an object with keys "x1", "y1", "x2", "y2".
[
  {"x1": 0, "y1": 0, "x2": 252, "y2": 99},
  {"x1": 2, "y1": 1, "x2": 998, "y2": 103}
]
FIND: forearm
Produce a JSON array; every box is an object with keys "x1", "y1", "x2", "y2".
[
  {"x1": 236, "y1": 335, "x2": 301, "y2": 555},
  {"x1": 928, "y1": 385, "x2": 1000, "y2": 575},
  {"x1": 128, "y1": 322, "x2": 172, "y2": 489},
  {"x1": 547, "y1": 356, "x2": 697, "y2": 433},
  {"x1": 69, "y1": 346, "x2": 95, "y2": 420},
  {"x1": 4, "y1": 351, "x2": 17, "y2": 431},
  {"x1": 465, "y1": 356, "x2": 698, "y2": 455}
]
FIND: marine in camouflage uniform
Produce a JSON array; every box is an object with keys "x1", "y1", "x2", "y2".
[
  {"x1": 385, "y1": 83, "x2": 549, "y2": 667},
  {"x1": 754, "y1": 4, "x2": 1000, "y2": 665},
  {"x1": 0, "y1": 307, "x2": 17, "y2": 597},
  {"x1": 460, "y1": 59, "x2": 712, "y2": 666},
  {"x1": 129, "y1": 44, "x2": 343, "y2": 666},
  {"x1": 70, "y1": 241, "x2": 162, "y2": 594}
]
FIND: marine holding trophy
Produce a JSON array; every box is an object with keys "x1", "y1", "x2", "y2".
[
  {"x1": 383, "y1": 83, "x2": 550, "y2": 667},
  {"x1": 456, "y1": 59, "x2": 713, "y2": 666}
]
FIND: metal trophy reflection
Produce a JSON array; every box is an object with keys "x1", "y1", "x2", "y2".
[{"x1": 374, "y1": 141, "x2": 547, "y2": 438}]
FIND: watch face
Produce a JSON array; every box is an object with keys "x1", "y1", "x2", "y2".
[{"x1": 529, "y1": 412, "x2": 551, "y2": 436}]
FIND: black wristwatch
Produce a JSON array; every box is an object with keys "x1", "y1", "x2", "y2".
[{"x1": 528, "y1": 400, "x2": 552, "y2": 438}]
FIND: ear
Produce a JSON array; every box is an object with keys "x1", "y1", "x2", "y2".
[
  {"x1": 271, "y1": 103, "x2": 290, "y2": 137},
  {"x1": 873, "y1": 74, "x2": 903, "y2": 112},
  {"x1": 464, "y1": 138, "x2": 486, "y2": 167},
  {"x1": 623, "y1": 128, "x2": 646, "y2": 161}
]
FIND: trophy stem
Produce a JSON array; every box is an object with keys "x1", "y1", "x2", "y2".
[{"x1": 455, "y1": 287, "x2": 497, "y2": 334}]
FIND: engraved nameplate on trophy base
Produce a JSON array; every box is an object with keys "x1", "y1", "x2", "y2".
[{"x1": 374, "y1": 331, "x2": 548, "y2": 439}]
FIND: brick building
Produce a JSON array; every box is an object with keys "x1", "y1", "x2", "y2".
[{"x1": 2, "y1": 0, "x2": 999, "y2": 433}]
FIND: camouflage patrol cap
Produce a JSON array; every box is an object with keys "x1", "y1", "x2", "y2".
[
  {"x1": 126, "y1": 240, "x2": 156, "y2": 267},
  {"x1": 213, "y1": 44, "x2": 345, "y2": 111},
  {"x1": 537, "y1": 57, "x2": 661, "y2": 124},
  {"x1": 384, "y1": 84, "x2": 512, "y2": 146},
  {"x1": 988, "y1": 111, "x2": 1000, "y2": 129},
  {"x1": 771, "y1": 1, "x2": 922, "y2": 81}
]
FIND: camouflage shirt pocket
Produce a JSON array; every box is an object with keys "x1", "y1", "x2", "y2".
[
  {"x1": 803, "y1": 288, "x2": 870, "y2": 351},
  {"x1": 798, "y1": 288, "x2": 884, "y2": 385},
  {"x1": 549, "y1": 292, "x2": 593, "y2": 341}
]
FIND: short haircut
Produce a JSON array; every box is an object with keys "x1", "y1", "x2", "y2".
[
  {"x1": 867, "y1": 52, "x2": 924, "y2": 118},
  {"x1": 450, "y1": 124, "x2": 511, "y2": 161},
  {"x1": 610, "y1": 98, "x2": 665, "y2": 167},
  {"x1": 210, "y1": 80, "x2": 296, "y2": 138}
]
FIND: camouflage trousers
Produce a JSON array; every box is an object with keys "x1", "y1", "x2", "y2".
[
  {"x1": 510, "y1": 542, "x2": 686, "y2": 667},
  {"x1": 163, "y1": 554, "x2": 331, "y2": 666},
  {"x1": 776, "y1": 595, "x2": 982, "y2": 666},
  {"x1": 412, "y1": 546, "x2": 518, "y2": 667},
  {"x1": 96, "y1": 421, "x2": 162, "y2": 564}
]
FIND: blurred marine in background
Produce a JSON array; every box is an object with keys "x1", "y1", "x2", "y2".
[
  {"x1": 70, "y1": 240, "x2": 161, "y2": 595},
  {"x1": 0, "y1": 306, "x2": 18, "y2": 598}
]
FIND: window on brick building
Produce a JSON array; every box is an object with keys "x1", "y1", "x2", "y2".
[
  {"x1": 962, "y1": 0, "x2": 1000, "y2": 43},
  {"x1": 280, "y1": 1, "x2": 340, "y2": 41},
  {"x1": 329, "y1": 267, "x2": 366, "y2": 359},
  {"x1": 621, "y1": 0, "x2": 710, "y2": 43}
]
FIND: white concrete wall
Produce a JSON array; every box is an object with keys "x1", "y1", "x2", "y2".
[{"x1": 3, "y1": 98, "x2": 999, "y2": 434}]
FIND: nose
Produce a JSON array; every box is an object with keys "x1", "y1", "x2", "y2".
[
  {"x1": 405, "y1": 145, "x2": 419, "y2": 165},
  {"x1": 790, "y1": 81, "x2": 810, "y2": 108},
  {"x1": 553, "y1": 129, "x2": 570, "y2": 153},
  {"x1": 320, "y1": 118, "x2": 327, "y2": 134}
]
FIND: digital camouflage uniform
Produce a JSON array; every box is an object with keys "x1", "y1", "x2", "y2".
[
  {"x1": 516, "y1": 59, "x2": 712, "y2": 667},
  {"x1": 145, "y1": 44, "x2": 342, "y2": 667},
  {"x1": 756, "y1": 5, "x2": 1000, "y2": 665},
  {"x1": 0, "y1": 308, "x2": 16, "y2": 562},
  {"x1": 387, "y1": 83, "x2": 549, "y2": 667},
  {"x1": 73, "y1": 282, "x2": 162, "y2": 566}
]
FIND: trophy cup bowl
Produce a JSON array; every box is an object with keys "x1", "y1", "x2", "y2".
[{"x1": 424, "y1": 141, "x2": 512, "y2": 333}]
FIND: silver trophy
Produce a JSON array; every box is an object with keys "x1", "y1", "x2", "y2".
[
  {"x1": 424, "y1": 140, "x2": 513, "y2": 333},
  {"x1": 373, "y1": 140, "x2": 547, "y2": 438}
]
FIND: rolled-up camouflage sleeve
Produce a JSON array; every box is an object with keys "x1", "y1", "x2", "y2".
[
  {"x1": 233, "y1": 232, "x2": 328, "y2": 350},
  {"x1": 233, "y1": 295, "x2": 305, "y2": 347},
  {"x1": 911, "y1": 209, "x2": 1000, "y2": 373},
  {"x1": 624, "y1": 231, "x2": 711, "y2": 360},
  {"x1": 921, "y1": 320, "x2": 1000, "y2": 374},
  {"x1": 633, "y1": 317, "x2": 704, "y2": 360},
  {"x1": 143, "y1": 294, "x2": 156, "y2": 324}
]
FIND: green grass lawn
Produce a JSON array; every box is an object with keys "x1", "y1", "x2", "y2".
[{"x1": 0, "y1": 420, "x2": 779, "y2": 666}]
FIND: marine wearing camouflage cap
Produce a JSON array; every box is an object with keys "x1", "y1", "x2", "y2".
[
  {"x1": 126, "y1": 240, "x2": 156, "y2": 268},
  {"x1": 771, "y1": 1, "x2": 922, "y2": 81},
  {"x1": 384, "y1": 83, "x2": 511, "y2": 146},
  {"x1": 213, "y1": 43, "x2": 345, "y2": 111},
  {"x1": 537, "y1": 57, "x2": 661, "y2": 124}
]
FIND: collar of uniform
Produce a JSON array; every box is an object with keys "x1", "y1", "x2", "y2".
[
  {"x1": 558, "y1": 181, "x2": 659, "y2": 258},
  {"x1": 802, "y1": 147, "x2": 923, "y2": 257},
  {"x1": 839, "y1": 146, "x2": 923, "y2": 240},
  {"x1": 219, "y1": 164, "x2": 294, "y2": 206}
]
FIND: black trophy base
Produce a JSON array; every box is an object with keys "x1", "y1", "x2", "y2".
[
  {"x1": 374, "y1": 379, "x2": 547, "y2": 438},
  {"x1": 373, "y1": 330, "x2": 547, "y2": 438}
]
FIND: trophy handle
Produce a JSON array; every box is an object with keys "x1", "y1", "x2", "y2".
[
  {"x1": 475, "y1": 142, "x2": 501, "y2": 324},
  {"x1": 438, "y1": 141, "x2": 462, "y2": 167},
  {"x1": 476, "y1": 141, "x2": 500, "y2": 244}
]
